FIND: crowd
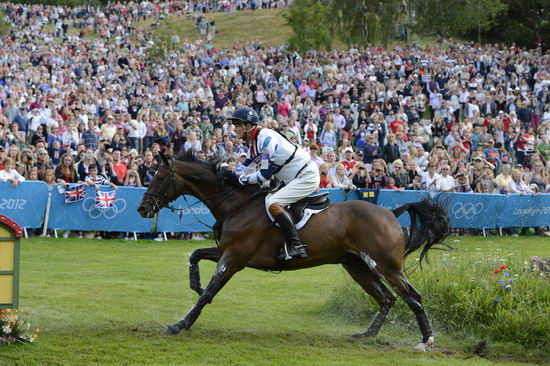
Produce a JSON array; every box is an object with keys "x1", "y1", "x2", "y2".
[{"x1": 1, "y1": 2, "x2": 549, "y2": 210}]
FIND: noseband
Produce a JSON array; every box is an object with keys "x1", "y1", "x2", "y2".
[{"x1": 143, "y1": 157, "x2": 177, "y2": 213}]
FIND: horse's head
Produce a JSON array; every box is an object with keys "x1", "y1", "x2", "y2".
[{"x1": 137, "y1": 152, "x2": 180, "y2": 218}]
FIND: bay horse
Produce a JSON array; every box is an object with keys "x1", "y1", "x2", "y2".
[{"x1": 137, "y1": 151, "x2": 451, "y2": 351}]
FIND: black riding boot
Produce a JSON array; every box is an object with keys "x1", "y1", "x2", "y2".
[{"x1": 274, "y1": 210, "x2": 308, "y2": 260}]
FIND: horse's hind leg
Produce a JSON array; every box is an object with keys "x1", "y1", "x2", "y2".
[
  {"x1": 189, "y1": 247, "x2": 221, "y2": 296},
  {"x1": 342, "y1": 256, "x2": 396, "y2": 338},
  {"x1": 381, "y1": 269, "x2": 434, "y2": 351}
]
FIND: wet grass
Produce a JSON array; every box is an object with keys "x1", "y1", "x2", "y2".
[{"x1": 1, "y1": 236, "x2": 546, "y2": 365}]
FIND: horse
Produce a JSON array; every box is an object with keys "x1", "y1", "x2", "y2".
[{"x1": 137, "y1": 151, "x2": 451, "y2": 351}]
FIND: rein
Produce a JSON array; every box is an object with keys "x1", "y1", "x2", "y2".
[{"x1": 145, "y1": 157, "x2": 265, "y2": 247}]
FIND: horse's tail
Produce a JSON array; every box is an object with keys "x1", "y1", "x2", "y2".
[{"x1": 392, "y1": 197, "x2": 451, "y2": 266}]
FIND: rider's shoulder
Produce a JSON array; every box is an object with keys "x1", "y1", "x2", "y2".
[{"x1": 258, "y1": 128, "x2": 281, "y2": 140}]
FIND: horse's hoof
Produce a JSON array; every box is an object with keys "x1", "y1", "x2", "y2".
[
  {"x1": 163, "y1": 325, "x2": 180, "y2": 335},
  {"x1": 414, "y1": 336, "x2": 434, "y2": 352}
]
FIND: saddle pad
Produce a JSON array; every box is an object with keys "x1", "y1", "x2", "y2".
[{"x1": 295, "y1": 207, "x2": 329, "y2": 231}]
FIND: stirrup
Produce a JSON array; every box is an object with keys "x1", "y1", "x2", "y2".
[{"x1": 280, "y1": 242, "x2": 308, "y2": 260}]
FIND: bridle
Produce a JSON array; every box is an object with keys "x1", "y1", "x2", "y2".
[
  {"x1": 143, "y1": 156, "x2": 238, "y2": 216},
  {"x1": 142, "y1": 156, "x2": 178, "y2": 214}
]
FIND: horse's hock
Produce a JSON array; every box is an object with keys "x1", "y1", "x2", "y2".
[{"x1": 0, "y1": 215, "x2": 23, "y2": 309}]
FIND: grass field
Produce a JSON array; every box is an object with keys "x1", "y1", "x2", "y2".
[{"x1": 1, "y1": 236, "x2": 548, "y2": 365}]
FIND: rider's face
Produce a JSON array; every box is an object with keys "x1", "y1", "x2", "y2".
[{"x1": 234, "y1": 123, "x2": 245, "y2": 139}]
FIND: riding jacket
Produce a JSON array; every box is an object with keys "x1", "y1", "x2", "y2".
[{"x1": 238, "y1": 128, "x2": 311, "y2": 185}]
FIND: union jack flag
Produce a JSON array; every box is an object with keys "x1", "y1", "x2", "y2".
[
  {"x1": 95, "y1": 190, "x2": 117, "y2": 209},
  {"x1": 65, "y1": 183, "x2": 87, "y2": 203}
]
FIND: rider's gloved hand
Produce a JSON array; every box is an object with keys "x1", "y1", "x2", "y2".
[{"x1": 220, "y1": 168, "x2": 241, "y2": 188}]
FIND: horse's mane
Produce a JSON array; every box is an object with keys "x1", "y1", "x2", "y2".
[
  {"x1": 174, "y1": 149, "x2": 262, "y2": 195},
  {"x1": 175, "y1": 149, "x2": 220, "y2": 174}
]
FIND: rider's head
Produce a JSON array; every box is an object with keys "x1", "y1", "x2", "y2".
[{"x1": 228, "y1": 107, "x2": 259, "y2": 140}]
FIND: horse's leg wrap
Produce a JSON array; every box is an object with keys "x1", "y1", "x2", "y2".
[
  {"x1": 189, "y1": 247, "x2": 221, "y2": 297},
  {"x1": 382, "y1": 271, "x2": 434, "y2": 348}
]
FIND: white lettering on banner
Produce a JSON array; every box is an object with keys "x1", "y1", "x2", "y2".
[
  {"x1": 451, "y1": 202, "x2": 484, "y2": 219},
  {"x1": 513, "y1": 207, "x2": 550, "y2": 217},
  {"x1": 175, "y1": 206, "x2": 211, "y2": 216},
  {"x1": 0, "y1": 198, "x2": 27, "y2": 210}
]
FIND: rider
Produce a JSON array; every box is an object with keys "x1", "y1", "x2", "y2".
[{"x1": 228, "y1": 106, "x2": 320, "y2": 260}]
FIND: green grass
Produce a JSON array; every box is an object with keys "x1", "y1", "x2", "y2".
[
  {"x1": 144, "y1": 9, "x2": 292, "y2": 48},
  {"x1": 1, "y1": 236, "x2": 548, "y2": 365}
]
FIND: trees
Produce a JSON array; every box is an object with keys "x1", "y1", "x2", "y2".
[
  {"x1": 411, "y1": 0, "x2": 506, "y2": 42},
  {"x1": 331, "y1": 0, "x2": 401, "y2": 47},
  {"x1": 282, "y1": 0, "x2": 333, "y2": 54},
  {"x1": 485, "y1": 0, "x2": 550, "y2": 48}
]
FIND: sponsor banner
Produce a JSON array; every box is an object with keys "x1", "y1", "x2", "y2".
[
  {"x1": 48, "y1": 185, "x2": 153, "y2": 232},
  {"x1": 2, "y1": 182, "x2": 549, "y2": 232},
  {"x1": 157, "y1": 195, "x2": 216, "y2": 232},
  {"x1": 499, "y1": 194, "x2": 550, "y2": 228},
  {"x1": 0, "y1": 181, "x2": 49, "y2": 228}
]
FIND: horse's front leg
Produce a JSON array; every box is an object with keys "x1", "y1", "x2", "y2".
[
  {"x1": 189, "y1": 247, "x2": 222, "y2": 296},
  {"x1": 166, "y1": 253, "x2": 242, "y2": 335}
]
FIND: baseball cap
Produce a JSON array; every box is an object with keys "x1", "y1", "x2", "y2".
[
  {"x1": 344, "y1": 147, "x2": 354, "y2": 153},
  {"x1": 239, "y1": 152, "x2": 247, "y2": 157}
]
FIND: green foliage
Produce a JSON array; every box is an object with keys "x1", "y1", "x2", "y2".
[
  {"x1": 4, "y1": 237, "x2": 536, "y2": 365},
  {"x1": 145, "y1": 33, "x2": 177, "y2": 66},
  {"x1": 282, "y1": 0, "x2": 333, "y2": 54},
  {"x1": 331, "y1": 0, "x2": 402, "y2": 47},
  {"x1": 484, "y1": 0, "x2": 550, "y2": 48},
  {"x1": 410, "y1": 0, "x2": 506, "y2": 39},
  {"x1": 324, "y1": 245, "x2": 550, "y2": 354}
]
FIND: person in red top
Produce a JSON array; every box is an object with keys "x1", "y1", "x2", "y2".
[
  {"x1": 318, "y1": 163, "x2": 333, "y2": 188},
  {"x1": 111, "y1": 148, "x2": 128, "y2": 184},
  {"x1": 340, "y1": 147, "x2": 357, "y2": 173},
  {"x1": 389, "y1": 118, "x2": 405, "y2": 134},
  {"x1": 0, "y1": 147, "x2": 4, "y2": 170}
]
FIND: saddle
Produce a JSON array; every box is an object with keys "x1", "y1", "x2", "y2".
[{"x1": 287, "y1": 192, "x2": 330, "y2": 225}]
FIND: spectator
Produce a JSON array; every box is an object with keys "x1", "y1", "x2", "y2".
[
  {"x1": 0, "y1": 158, "x2": 25, "y2": 186},
  {"x1": 382, "y1": 134, "x2": 400, "y2": 165},
  {"x1": 362, "y1": 134, "x2": 381, "y2": 168},
  {"x1": 318, "y1": 163, "x2": 332, "y2": 188},
  {"x1": 368, "y1": 160, "x2": 387, "y2": 189},
  {"x1": 436, "y1": 165, "x2": 455, "y2": 192},
  {"x1": 350, "y1": 162, "x2": 370, "y2": 189},
  {"x1": 509, "y1": 169, "x2": 533, "y2": 194},
  {"x1": 494, "y1": 164, "x2": 513, "y2": 193},
  {"x1": 84, "y1": 164, "x2": 118, "y2": 191},
  {"x1": 330, "y1": 164, "x2": 356, "y2": 190},
  {"x1": 55, "y1": 153, "x2": 78, "y2": 187},
  {"x1": 422, "y1": 163, "x2": 440, "y2": 192}
]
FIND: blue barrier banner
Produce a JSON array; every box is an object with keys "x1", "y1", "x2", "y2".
[
  {"x1": 321, "y1": 188, "x2": 361, "y2": 203},
  {"x1": 157, "y1": 195, "x2": 215, "y2": 233},
  {"x1": 444, "y1": 193, "x2": 507, "y2": 229},
  {"x1": 499, "y1": 194, "x2": 550, "y2": 228},
  {"x1": 0, "y1": 181, "x2": 49, "y2": 228},
  {"x1": 376, "y1": 190, "x2": 426, "y2": 227},
  {"x1": 47, "y1": 185, "x2": 153, "y2": 232}
]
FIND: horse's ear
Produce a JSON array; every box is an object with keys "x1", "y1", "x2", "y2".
[{"x1": 159, "y1": 151, "x2": 169, "y2": 166}]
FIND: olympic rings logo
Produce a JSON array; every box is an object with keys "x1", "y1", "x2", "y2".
[
  {"x1": 81, "y1": 197, "x2": 127, "y2": 219},
  {"x1": 451, "y1": 202, "x2": 484, "y2": 219}
]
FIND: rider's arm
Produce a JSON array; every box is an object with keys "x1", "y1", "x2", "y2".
[{"x1": 238, "y1": 133, "x2": 277, "y2": 185}]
